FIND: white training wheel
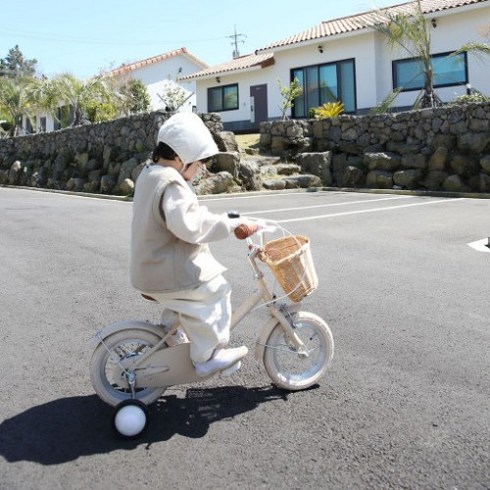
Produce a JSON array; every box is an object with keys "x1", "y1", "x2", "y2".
[{"x1": 111, "y1": 399, "x2": 149, "y2": 439}]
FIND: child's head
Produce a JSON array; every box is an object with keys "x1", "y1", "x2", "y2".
[{"x1": 154, "y1": 113, "x2": 218, "y2": 165}]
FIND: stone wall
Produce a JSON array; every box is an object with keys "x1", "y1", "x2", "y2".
[
  {"x1": 260, "y1": 103, "x2": 490, "y2": 193},
  {"x1": 0, "y1": 112, "x2": 224, "y2": 195}
]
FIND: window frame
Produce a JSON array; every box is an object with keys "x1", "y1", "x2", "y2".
[
  {"x1": 392, "y1": 51, "x2": 468, "y2": 92},
  {"x1": 207, "y1": 83, "x2": 239, "y2": 112},
  {"x1": 291, "y1": 58, "x2": 357, "y2": 118}
]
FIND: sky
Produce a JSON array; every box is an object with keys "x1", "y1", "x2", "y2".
[{"x1": 1, "y1": 0, "x2": 404, "y2": 79}]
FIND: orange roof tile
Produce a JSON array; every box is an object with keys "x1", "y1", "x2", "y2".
[
  {"x1": 108, "y1": 47, "x2": 208, "y2": 77},
  {"x1": 178, "y1": 53, "x2": 275, "y2": 80},
  {"x1": 256, "y1": 0, "x2": 488, "y2": 52}
]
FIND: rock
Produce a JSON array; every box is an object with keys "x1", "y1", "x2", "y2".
[
  {"x1": 479, "y1": 173, "x2": 490, "y2": 192},
  {"x1": 100, "y1": 174, "x2": 116, "y2": 194},
  {"x1": 275, "y1": 163, "x2": 301, "y2": 175},
  {"x1": 284, "y1": 174, "x2": 322, "y2": 189},
  {"x1": 366, "y1": 170, "x2": 393, "y2": 189},
  {"x1": 66, "y1": 177, "x2": 86, "y2": 192},
  {"x1": 132, "y1": 162, "x2": 147, "y2": 182},
  {"x1": 8, "y1": 161, "x2": 22, "y2": 185},
  {"x1": 74, "y1": 152, "x2": 89, "y2": 170},
  {"x1": 262, "y1": 179, "x2": 286, "y2": 190},
  {"x1": 364, "y1": 152, "x2": 400, "y2": 172},
  {"x1": 213, "y1": 152, "x2": 240, "y2": 174},
  {"x1": 237, "y1": 161, "x2": 262, "y2": 191},
  {"x1": 338, "y1": 166, "x2": 364, "y2": 187},
  {"x1": 450, "y1": 154, "x2": 479, "y2": 178},
  {"x1": 393, "y1": 169, "x2": 423, "y2": 188},
  {"x1": 214, "y1": 131, "x2": 239, "y2": 152},
  {"x1": 443, "y1": 174, "x2": 464, "y2": 192},
  {"x1": 401, "y1": 153, "x2": 426, "y2": 169},
  {"x1": 423, "y1": 171, "x2": 448, "y2": 190},
  {"x1": 457, "y1": 132, "x2": 490, "y2": 153},
  {"x1": 118, "y1": 158, "x2": 139, "y2": 184},
  {"x1": 118, "y1": 178, "x2": 135, "y2": 195},
  {"x1": 195, "y1": 171, "x2": 236, "y2": 195},
  {"x1": 480, "y1": 155, "x2": 490, "y2": 174},
  {"x1": 429, "y1": 147, "x2": 448, "y2": 170},
  {"x1": 296, "y1": 152, "x2": 332, "y2": 185},
  {"x1": 83, "y1": 181, "x2": 100, "y2": 193}
]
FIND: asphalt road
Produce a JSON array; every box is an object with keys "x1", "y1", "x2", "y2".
[{"x1": 0, "y1": 187, "x2": 489, "y2": 489}]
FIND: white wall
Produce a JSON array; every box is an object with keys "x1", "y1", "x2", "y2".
[
  {"x1": 117, "y1": 55, "x2": 200, "y2": 112},
  {"x1": 195, "y1": 67, "x2": 277, "y2": 123},
  {"x1": 379, "y1": 3, "x2": 490, "y2": 108},
  {"x1": 195, "y1": 3, "x2": 490, "y2": 124}
]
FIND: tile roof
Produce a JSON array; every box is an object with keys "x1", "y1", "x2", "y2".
[
  {"x1": 256, "y1": 0, "x2": 488, "y2": 52},
  {"x1": 178, "y1": 53, "x2": 275, "y2": 80},
  {"x1": 108, "y1": 47, "x2": 208, "y2": 77}
]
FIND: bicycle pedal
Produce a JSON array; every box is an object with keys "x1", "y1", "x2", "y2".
[{"x1": 220, "y1": 361, "x2": 241, "y2": 377}]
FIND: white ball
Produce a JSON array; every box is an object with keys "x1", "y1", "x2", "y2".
[{"x1": 114, "y1": 404, "x2": 146, "y2": 437}]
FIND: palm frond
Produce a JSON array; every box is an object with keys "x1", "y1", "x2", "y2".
[
  {"x1": 452, "y1": 42, "x2": 490, "y2": 61},
  {"x1": 370, "y1": 88, "x2": 402, "y2": 114}
]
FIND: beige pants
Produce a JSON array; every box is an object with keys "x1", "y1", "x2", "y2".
[{"x1": 145, "y1": 275, "x2": 232, "y2": 363}]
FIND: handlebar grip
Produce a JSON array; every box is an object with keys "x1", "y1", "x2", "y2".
[{"x1": 234, "y1": 224, "x2": 256, "y2": 240}]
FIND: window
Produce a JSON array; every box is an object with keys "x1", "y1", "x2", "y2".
[
  {"x1": 54, "y1": 105, "x2": 74, "y2": 130},
  {"x1": 208, "y1": 84, "x2": 239, "y2": 112},
  {"x1": 393, "y1": 52, "x2": 467, "y2": 91},
  {"x1": 291, "y1": 59, "x2": 356, "y2": 118}
]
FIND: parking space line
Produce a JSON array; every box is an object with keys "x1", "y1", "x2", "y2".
[
  {"x1": 246, "y1": 195, "x2": 414, "y2": 215},
  {"x1": 276, "y1": 198, "x2": 466, "y2": 223}
]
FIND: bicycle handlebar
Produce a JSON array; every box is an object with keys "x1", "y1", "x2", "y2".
[
  {"x1": 234, "y1": 223, "x2": 257, "y2": 240},
  {"x1": 228, "y1": 210, "x2": 280, "y2": 242}
]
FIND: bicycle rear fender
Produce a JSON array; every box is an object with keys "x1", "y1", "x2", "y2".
[{"x1": 91, "y1": 320, "x2": 163, "y2": 347}]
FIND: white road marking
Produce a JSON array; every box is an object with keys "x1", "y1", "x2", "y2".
[
  {"x1": 201, "y1": 190, "x2": 314, "y2": 201},
  {"x1": 467, "y1": 238, "x2": 490, "y2": 253},
  {"x1": 245, "y1": 195, "x2": 414, "y2": 215},
  {"x1": 275, "y1": 198, "x2": 466, "y2": 223}
]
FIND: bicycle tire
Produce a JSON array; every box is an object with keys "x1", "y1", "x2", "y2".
[
  {"x1": 263, "y1": 311, "x2": 334, "y2": 390},
  {"x1": 89, "y1": 329, "x2": 167, "y2": 407}
]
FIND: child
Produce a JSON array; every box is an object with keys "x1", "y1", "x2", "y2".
[{"x1": 130, "y1": 113, "x2": 257, "y2": 377}]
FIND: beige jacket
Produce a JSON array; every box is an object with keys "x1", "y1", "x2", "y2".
[{"x1": 130, "y1": 164, "x2": 237, "y2": 293}]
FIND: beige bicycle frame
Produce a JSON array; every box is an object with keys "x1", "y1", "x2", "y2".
[{"x1": 110, "y1": 245, "x2": 306, "y2": 388}]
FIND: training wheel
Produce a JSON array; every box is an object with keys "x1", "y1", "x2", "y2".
[{"x1": 112, "y1": 399, "x2": 149, "y2": 439}]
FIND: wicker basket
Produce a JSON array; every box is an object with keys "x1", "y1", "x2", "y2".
[{"x1": 260, "y1": 235, "x2": 318, "y2": 302}]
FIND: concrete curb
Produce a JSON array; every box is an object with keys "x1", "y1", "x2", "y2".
[{"x1": 2, "y1": 183, "x2": 490, "y2": 201}]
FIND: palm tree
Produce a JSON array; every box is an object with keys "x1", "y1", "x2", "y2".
[
  {"x1": 0, "y1": 77, "x2": 36, "y2": 136},
  {"x1": 47, "y1": 73, "x2": 119, "y2": 126},
  {"x1": 373, "y1": 0, "x2": 442, "y2": 109}
]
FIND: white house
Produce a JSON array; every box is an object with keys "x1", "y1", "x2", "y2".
[
  {"x1": 108, "y1": 47, "x2": 208, "y2": 113},
  {"x1": 180, "y1": 0, "x2": 490, "y2": 132},
  {"x1": 28, "y1": 47, "x2": 207, "y2": 133}
]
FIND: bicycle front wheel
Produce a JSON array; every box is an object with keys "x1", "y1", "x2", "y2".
[
  {"x1": 90, "y1": 329, "x2": 167, "y2": 407},
  {"x1": 263, "y1": 311, "x2": 334, "y2": 390}
]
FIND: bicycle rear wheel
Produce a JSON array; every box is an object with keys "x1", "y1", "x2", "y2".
[
  {"x1": 90, "y1": 329, "x2": 167, "y2": 407},
  {"x1": 263, "y1": 311, "x2": 334, "y2": 390}
]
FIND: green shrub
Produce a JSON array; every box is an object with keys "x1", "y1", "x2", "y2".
[{"x1": 447, "y1": 92, "x2": 489, "y2": 106}]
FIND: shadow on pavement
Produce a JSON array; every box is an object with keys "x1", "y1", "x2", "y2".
[{"x1": 0, "y1": 384, "x2": 296, "y2": 465}]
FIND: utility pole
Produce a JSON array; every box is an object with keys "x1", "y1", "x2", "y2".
[{"x1": 228, "y1": 25, "x2": 246, "y2": 58}]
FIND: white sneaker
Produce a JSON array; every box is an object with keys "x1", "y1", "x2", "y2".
[
  {"x1": 221, "y1": 361, "x2": 241, "y2": 377},
  {"x1": 194, "y1": 346, "x2": 248, "y2": 378},
  {"x1": 163, "y1": 326, "x2": 189, "y2": 347}
]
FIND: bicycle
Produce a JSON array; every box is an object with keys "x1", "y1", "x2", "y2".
[{"x1": 89, "y1": 214, "x2": 334, "y2": 438}]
